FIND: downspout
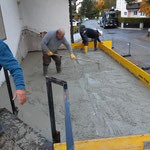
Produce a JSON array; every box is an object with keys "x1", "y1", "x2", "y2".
[{"x1": 68, "y1": 0, "x2": 74, "y2": 43}]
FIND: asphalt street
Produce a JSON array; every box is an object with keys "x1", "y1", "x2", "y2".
[{"x1": 82, "y1": 20, "x2": 150, "y2": 68}]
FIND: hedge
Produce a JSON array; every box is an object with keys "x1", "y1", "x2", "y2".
[{"x1": 118, "y1": 17, "x2": 150, "y2": 24}]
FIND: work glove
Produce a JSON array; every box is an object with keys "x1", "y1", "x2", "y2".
[
  {"x1": 48, "y1": 51, "x2": 53, "y2": 56},
  {"x1": 70, "y1": 53, "x2": 76, "y2": 60}
]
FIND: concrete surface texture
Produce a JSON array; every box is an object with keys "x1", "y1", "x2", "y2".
[
  {"x1": 0, "y1": 108, "x2": 52, "y2": 150},
  {"x1": 0, "y1": 134, "x2": 22, "y2": 150},
  {"x1": 1, "y1": 49, "x2": 150, "y2": 143}
]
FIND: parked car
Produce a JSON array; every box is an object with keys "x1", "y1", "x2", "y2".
[{"x1": 82, "y1": 17, "x2": 89, "y2": 21}]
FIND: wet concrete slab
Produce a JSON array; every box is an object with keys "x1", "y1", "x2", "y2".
[{"x1": 1, "y1": 49, "x2": 150, "y2": 143}]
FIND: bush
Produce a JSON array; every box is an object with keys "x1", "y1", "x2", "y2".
[
  {"x1": 118, "y1": 17, "x2": 150, "y2": 24},
  {"x1": 79, "y1": 25, "x2": 85, "y2": 31}
]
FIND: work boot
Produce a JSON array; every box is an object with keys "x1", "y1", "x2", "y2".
[
  {"x1": 84, "y1": 46, "x2": 88, "y2": 53},
  {"x1": 43, "y1": 65, "x2": 48, "y2": 76}
]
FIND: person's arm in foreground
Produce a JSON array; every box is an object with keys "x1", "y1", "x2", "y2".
[{"x1": 0, "y1": 44, "x2": 27, "y2": 105}]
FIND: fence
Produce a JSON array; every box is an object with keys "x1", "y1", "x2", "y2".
[{"x1": 101, "y1": 33, "x2": 150, "y2": 70}]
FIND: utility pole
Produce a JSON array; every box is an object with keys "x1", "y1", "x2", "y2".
[{"x1": 69, "y1": 0, "x2": 74, "y2": 43}]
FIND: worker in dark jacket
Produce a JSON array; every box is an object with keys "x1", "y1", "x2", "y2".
[{"x1": 80, "y1": 28, "x2": 103, "y2": 53}]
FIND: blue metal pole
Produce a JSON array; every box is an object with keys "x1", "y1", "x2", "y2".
[{"x1": 64, "y1": 84, "x2": 74, "y2": 150}]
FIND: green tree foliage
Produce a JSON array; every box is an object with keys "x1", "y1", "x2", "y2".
[
  {"x1": 71, "y1": 0, "x2": 77, "y2": 14},
  {"x1": 103, "y1": 0, "x2": 116, "y2": 9},
  {"x1": 80, "y1": 0, "x2": 99, "y2": 18}
]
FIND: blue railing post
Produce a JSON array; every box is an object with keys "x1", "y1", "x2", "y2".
[{"x1": 46, "y1": 77, "x2": 74, "y2": 150}]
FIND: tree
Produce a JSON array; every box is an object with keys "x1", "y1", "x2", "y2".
[
  {"x1": 96, "y1": 0, "x2": 115, "y2": 14},
  {"x1": 147, "y1": 0, "x2": 150, "y2": 4},
  {"x1": 71, "y1": 0, "x2": 77, "y2": 14},
  {"x1": 96, "y1": 0, "x2": 104, "y2": 12},
  {"x1": 103, "y1": 0, "x2": 116, "y2": 9},
  {"x1": 80, "y1": 0, "x2": 99, "y2": 18},
  {"x1": 140, "y1": 0, "x2": 150, "y2": 16}
]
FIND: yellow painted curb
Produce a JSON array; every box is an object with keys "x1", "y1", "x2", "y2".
[
  {"x1": 71, "y1": 41, "x2": 112, "y2": 50},
  {"x1": 54, "y1": 134, "x2": 150, "y2": 150},
  {"x1": 54, "y1": 42, "x2": 150, "y2": 150},
  {"x1": 71, "y1": 41, "x2": 150, "y2": 88},
  {"x1": 99, "y1": 43, "x2": 150, "y2": 88}
]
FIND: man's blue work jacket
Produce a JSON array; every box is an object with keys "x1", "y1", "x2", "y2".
[{"x1": 0, "y1": 40, "x2": 25, "y2": 90}]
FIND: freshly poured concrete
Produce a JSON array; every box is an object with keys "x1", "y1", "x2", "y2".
[{"x1": 1, "y1": 49, "x2": 150, "y2": 143}]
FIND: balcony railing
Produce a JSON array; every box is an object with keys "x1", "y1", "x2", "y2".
[{"x1": 126, "y1": 2, "x2": 140, "y2": 10}]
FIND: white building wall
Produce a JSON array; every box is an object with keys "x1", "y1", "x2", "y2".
[
  {"x1": 116, "y1": 0, "x2": 121, "y2": 11},
  {"x1": 120, "y1": 0, "x2": 128, "y2": 17},
  {"x1": 128, "y1": 11, "x2": 146, "y2": 17},
  {"x1": 0, "y1": 0, "x2": 22, "y2": 86},
  {"x1": 19, "y1": 0, "x2": 71, "y2": 42},
  {"x1": 117, "y1": 0, "x2": 146, "y2": 18}
]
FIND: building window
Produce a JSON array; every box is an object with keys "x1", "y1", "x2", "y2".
[
  {"x1": 134, "y1": 11, "x2": 137, "y2": 15},
  {"x1": 124, "y1": 12, "x2": 127, "y2": 15},
  {"x1": 140, "y1": 12, "x2": 145, "y2": 16}
]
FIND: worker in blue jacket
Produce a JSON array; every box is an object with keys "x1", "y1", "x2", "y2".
[
  {"x1": 0, "y1": 40, "x2": 27, "y2": 136},
  {"x1": 0, "y1": 40, "x2": 27, "y2": 105}
]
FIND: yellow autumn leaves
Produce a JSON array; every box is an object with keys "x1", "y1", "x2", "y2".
[
  {"x1": 96, "y1": 0, "x2": 150, "y2": 17},
  {"x1": 96, "y1": 0, "x2": 104, "y2": 12},
  {"x1": 140, "y1": 0, "x2": 150, "y2": 17}
]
